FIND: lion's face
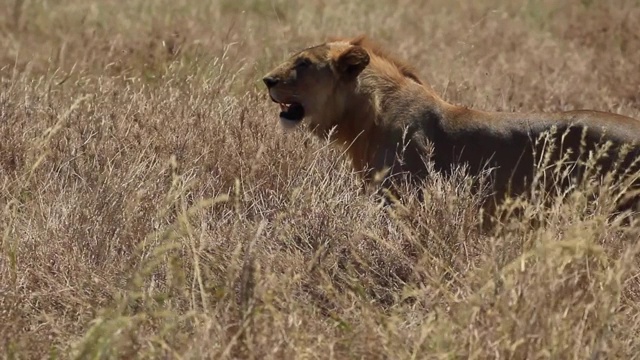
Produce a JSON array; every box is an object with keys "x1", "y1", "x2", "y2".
[{"x1": 263, "y1": 41, "x2": 370, "y2": 130}]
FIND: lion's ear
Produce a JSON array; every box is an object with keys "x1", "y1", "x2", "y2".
[{"x1": 335, "y1": 45, "x2": 370, "y2": 79}]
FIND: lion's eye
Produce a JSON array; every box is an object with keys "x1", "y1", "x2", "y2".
[{"x1": 295, "y1": 58, "x2": 312, "y2": 69}]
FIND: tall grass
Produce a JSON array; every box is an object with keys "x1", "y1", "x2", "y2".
[{"x1": 1, "y1": 0, "x2": 640, "y2": 358}]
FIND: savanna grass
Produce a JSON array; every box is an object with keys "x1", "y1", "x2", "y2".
[{"x1": 1, "y1": 0, "x2": 640, "y2": 358}]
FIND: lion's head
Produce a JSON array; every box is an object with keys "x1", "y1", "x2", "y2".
[{"x1": 262, "y1": 39, "x2": 371, "y2": 132}]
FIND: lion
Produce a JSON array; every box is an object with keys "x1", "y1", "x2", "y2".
[{"x1": 262, "y1": 35, "x2": 640, "y2": 216}]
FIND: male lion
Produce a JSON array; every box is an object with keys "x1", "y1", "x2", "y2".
[{"x1": 262, "y1": 35, "x2": 640, "y2": 215}]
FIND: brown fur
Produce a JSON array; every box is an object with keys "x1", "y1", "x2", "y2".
[
  {"x1": 330, "y1": 35, "x2": 424, "y2": 85},
  {"x1": 263, "y1": 36, "x2": 640, "y2": 215}
]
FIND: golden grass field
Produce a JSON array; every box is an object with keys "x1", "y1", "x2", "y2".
[{"x1": 2, "y1": 0, "x2": 640, "y2": 358}]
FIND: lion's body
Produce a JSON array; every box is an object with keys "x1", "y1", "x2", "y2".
[{"x1": 263, "y1": 36, "x2": 640, "y2": 212}]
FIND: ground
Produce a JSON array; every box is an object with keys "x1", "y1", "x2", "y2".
[{"x1": 1, "y1": 0, "x2": 640, "y2": 358}]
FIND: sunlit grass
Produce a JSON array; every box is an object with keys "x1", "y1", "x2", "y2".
[{"x1": 1, "y1": 0, "x2": 640, "y2": 358}]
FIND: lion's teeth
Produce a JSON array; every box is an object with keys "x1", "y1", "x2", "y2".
[{"x1": 280, "y1": 103, "x2": 291, "y2": 112}]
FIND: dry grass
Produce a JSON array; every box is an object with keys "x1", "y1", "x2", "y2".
[{"x1": 2, "y1": 0, "x2": 640, "y2": 358}]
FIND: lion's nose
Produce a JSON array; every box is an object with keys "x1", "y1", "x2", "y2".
[{"x1": 263, "y1": 76, "x2": 279, "y2": 88}]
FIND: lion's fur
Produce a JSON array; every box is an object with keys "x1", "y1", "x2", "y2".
[
  {"x1": 335, "y1": 35, "x2": 424, "y2": 85},
  {"x1": 263, "y1": 35, "x2": 640, "y2": 213}
]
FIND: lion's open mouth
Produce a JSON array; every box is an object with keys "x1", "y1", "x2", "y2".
[{"x1": 278, "y1": 102, "x2": 305, "y2": 122}]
